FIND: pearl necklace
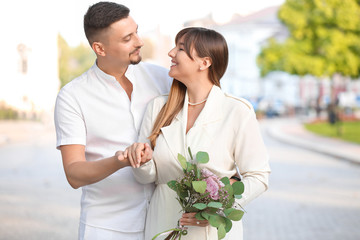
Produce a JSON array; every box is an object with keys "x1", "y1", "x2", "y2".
[{"x1": 188, "y1": 98, "x2": 208, "y2": 106}]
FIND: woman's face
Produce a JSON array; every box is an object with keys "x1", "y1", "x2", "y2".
[{"x1": 168, "y1": 36, "x2": 200, "y2": 84}]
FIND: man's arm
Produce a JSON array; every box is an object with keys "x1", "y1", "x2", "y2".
[{"x1": 60, "y1": 144, "x2": 130, "y2": 189}]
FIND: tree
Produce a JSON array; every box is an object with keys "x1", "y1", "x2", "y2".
[
  {"x1": 257, "y1": 0, "x2": 360, "y2": 93},
  {"x1": 58, "y1": 34, "x2": 96, "y2": 89}
]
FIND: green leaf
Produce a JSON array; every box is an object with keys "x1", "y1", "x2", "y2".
[
  {"x1": 185, "y1": 206, "x2": 198, "y2": 213},
  {"x1": 232, "y1": 181, "x2": 245, "y2": 195},
  {"x1": 220, "y1": 177, "x2": 230, "y2": 185},
  {"x1": 193, "y1": 203, "x2": 207, "y2": 210},
  {"x1": 218, "y1": 224, "x2": 226, "y2": 239},
  {"x1": 206, "y1": 207, "x2": 218, "y2": 215},
  {"x1": 224, "y1": 183, "x2": 233, "y2": 196},
  {"x1": 227, "y1": 209, "x2": 244, "y2": 221},
  {"x1": 223, "y1": 208, "x2": 235, "y2": 217},
  {"x1": 188, "y1": 147, "x2": 193, "y2": 160},
  {"x1": 201, "y1": 211, "x2": 210, "y2": 220},
  {"x1": 195, "y1": 212, "x2": 206, "y2": 220},
  {"x1": 167, "y1": 180, "x2": 177, "y2": 191},
  {"x1": 196, "y1": 151, "x2": 209, "y2": 164},
  {"x1": 207, "y1": 202, "x2": 222, "y2": 209},
  {"x1": 196, "y1": 168, "x2": 201, "y2": 179},
  {"x1": 177, "y1": 153, "x2": 187, "y2": 170},
  {"x1": 178, "y1": 188, "x2": 188, "y2": 200},
  {"x1": 192, "y1": 181, "x2": 207, "y2": 193},
  {"x1": 209, "y1": 215, "x2": 222, "y2": 228},
  {"x1": 224, "y1": 218, "x2": 232, "y2": 233},
  {"x1": 186, "y1": 162, "x2": 194, "y2": 171},
  {"x1": 234, "y1": 195, "x2": 242, "y2": 199}
]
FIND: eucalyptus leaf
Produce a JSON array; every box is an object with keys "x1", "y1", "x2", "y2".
[
  {"x1": 177, "y1": 153, "x2": 188, "y2": 170},
  {"x1": 193, "y1": 203, "x2": 207, "y2": 210},
  {"x1": 195, "y1": 212, "x2": 206, "y2": 220},
  {"x1": 232, "y1": 181, "x2": 245, "y2": 195},
  {"x1": 227, "y1": 209, "x2": 244, "y2": 221},
  {"x1": 218, "y1": 224, "x2": 226, "y2": 239},
  {"x1": 209, "y1": 215, "x2": 225, "y2": 228},
  {"x1": 201, "y1": 211, "x2": 210, "y2": 220},
  {"x1": 186, "y1": 162, "x2": 194, "y2": 171},
  {"x1": 223, "y1": 208, "x2": 234, "y2": 217},
  {"x1": 224, "y1": 217, "x2": 232, "y2": 233},
  {"x1": 196, "y1": 151, "x2": 209, "y2": 164},
  {"x1": 220, "y1": 177, "x2": 230, "y2": 185},
  {"x1": 207, "y1": 202, "x2": 222, "y2": 209},
  {"x1": 224, "y1": 183, "x2": 233, "y2": 196},
  {"x1": 206, "y1": 207, "x2": 218, "y2": 215},
  {"x1": 234, "y1": 194, "x2": 242, "y2": 199},
  {"x1": 167, "y1": 180, "x2": 177, "y2": 191},
  {"x1": 192, "y1": 181, "x2": 207, "y2": 194}
]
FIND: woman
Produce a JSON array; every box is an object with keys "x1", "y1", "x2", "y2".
[{"x1": 125, "y1": 27, "x2": 271, "y2": 240}]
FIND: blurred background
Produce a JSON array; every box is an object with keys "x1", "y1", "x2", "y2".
[{"x1": 0, "y1": 0, "x2": 359, "y2": 239}]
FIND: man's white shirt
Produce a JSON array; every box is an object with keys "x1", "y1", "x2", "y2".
[{"x1": 54, "y1": 62, "x2": 171, "y2": 232}]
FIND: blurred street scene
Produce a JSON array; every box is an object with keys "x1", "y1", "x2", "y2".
[
  {"x1": 0, "y1": 118, "x2": 359, "y2": 240},
  {"x1": 1, "y1": 0, "x2": 360, "y2": 239}
]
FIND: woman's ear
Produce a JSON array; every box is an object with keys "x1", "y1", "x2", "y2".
[
  {"x1": 199, "y1": 57, "x2": 212, "y2": 70},
  {"x1": 92, "y1": 42, "x2": 106, "y2": 56}
]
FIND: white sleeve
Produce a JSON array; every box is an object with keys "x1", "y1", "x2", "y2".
[
  {"x1": 234, "y1": 110, "x2": 271, "y2": 207},
  {"x1": 54, "y1": 87, "x2": 86, "y2": 149},
  {"x1": 132, "y1": 98, "x2": 163, "y2": 184}
]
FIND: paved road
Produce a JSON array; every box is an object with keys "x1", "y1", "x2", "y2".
[
  {"x1": 0, "y1": 119, "x2": 360, "y2": 240},
  {"x1": 0, "y1": 123, "x2": 80, "y2": 240},
  {"x1": 243, "y1": 120, "x2": 360, "y2": 240}
]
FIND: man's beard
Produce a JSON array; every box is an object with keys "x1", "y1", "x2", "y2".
[
  {"x1": 130, "y1": 55, "x2": 142, "y2": 65},
  {"x1": 130, "y1": 48, "x2": 142, "y2": 65}
]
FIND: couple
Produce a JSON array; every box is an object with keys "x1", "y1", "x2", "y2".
[{"x1": 54, "y1": 2, "x2": 270, "y2": 240}]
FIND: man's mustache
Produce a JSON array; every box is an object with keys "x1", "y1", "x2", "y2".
[{"x1": 130, "y1": 47, "x2": 141, "y2": 54}]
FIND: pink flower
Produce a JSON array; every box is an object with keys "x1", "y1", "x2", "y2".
[
  {"x1": 205, "y1": 176, "x2": 220, "y2": 200},
  {"x1": 201, "y1": 169, "x2": 225, "y2": 200}
]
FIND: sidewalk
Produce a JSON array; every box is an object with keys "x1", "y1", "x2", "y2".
[
  {"x1": 265, "y1": 117, "x2": 360, "y2": 164},
  {"x1": 0, "y1": 120, "x2": 55, "y2": 146}
]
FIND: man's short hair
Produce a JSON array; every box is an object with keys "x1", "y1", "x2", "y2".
[{"x1": 84, "y1": 1, "x2": 130, "y2": 44}]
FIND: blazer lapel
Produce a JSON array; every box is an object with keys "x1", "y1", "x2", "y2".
[
  {"x1": 160, "y1": 86, "x2": 226, "y2": 161},
  {"x1": 160, "y1": 92, "x2": 189, "y2": 161}
]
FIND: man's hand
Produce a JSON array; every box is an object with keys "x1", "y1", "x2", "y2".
[{"x1": 124, "y1": 142, "x2": 153, "y2": 168}]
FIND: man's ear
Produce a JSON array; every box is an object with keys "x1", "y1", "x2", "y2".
[{"x1": 92, "y1": 42, "x2": 106, "y2": 56}]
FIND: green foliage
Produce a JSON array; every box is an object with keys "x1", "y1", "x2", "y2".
[
  {"x1": 304, "y1": 121, "x2": 360, "y2": 144},
  {"x1": 192, "y1": 180, "x2": 207, "y2": 193},
  {"x1": 257, "y1": 0, "x2": 360, "y2": 79},
  {"x1": 166, "y1": 148, "x2": 245, "y2": 240},
  {"x1": 58, "y1": 34, "x2": 96, "y2": 89},
  {"x1": 0, "y1": 103, "x2": 18, "y2": 120}
]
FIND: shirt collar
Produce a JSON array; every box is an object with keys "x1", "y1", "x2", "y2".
[{"x1": 92, "y1": 61, "x2": 137, "y2": 85}]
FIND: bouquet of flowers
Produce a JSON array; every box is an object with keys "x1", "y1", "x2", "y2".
[{"x1": 152, "y1": 148, "x2": 245, "y2": 240}]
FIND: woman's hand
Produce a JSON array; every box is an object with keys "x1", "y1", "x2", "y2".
[
  {"x1": 179, "y1": 212, "x2": 209, "y2": 227},
  {"x1": 124, "y1": 142, "x2": 153, "y2": 168}
]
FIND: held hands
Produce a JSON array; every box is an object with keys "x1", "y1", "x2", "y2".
[
  {"x1": 121, "y1": 142, "x2": 152, "y2": 168},
  {"x1": 179, "y1": 212, "x2": 209, "y2": 227}
]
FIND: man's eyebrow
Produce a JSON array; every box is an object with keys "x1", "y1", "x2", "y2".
[{"x1": 122, "y1": 25, "x2": 139, "y2": 39}]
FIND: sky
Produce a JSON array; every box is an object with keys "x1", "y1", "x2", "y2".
[{"x1": 53, "y1": 0, "x2": 286, "y2": 46}]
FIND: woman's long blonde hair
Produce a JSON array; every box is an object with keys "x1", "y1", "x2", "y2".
[{"x1": 148, "y1": 27, "x2": 229, "y2": 148}]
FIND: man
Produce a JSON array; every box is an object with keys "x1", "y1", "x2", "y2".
[{"x1": 54, "y1": 2, "x2": 171, "y2": 239}]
